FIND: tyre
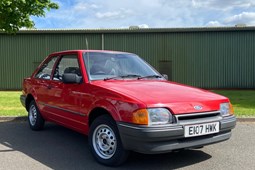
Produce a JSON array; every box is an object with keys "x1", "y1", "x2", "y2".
[
  {"x1": 88, "y1": 115, "x2": 129, "y2": 166},
  {"x1": 28, "y1": 100, "x2": 45, "y2": 130}
]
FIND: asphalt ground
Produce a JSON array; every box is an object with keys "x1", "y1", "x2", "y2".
[{"x1": 0, "y1": 121, "x2": 254, "y2": 170}]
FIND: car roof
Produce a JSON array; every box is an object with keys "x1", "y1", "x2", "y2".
[{"x1": 49, "y1": 50, "x2": 133, "y2": 56}]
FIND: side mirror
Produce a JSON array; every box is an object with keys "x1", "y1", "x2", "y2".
[
  {"x1": 162, "y1": 74, "x2": 168, "y2": 80},
  {"x1": 62, "y1": 73, "x2": 82, "y2": 84}
]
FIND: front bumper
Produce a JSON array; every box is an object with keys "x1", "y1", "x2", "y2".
[{"x1": 117, "y1": 115, "x2": 236, "y2": 154}]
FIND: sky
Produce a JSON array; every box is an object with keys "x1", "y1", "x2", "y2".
[{"x1": 32, "y1": 0, "x2": 255, "y2": 29}]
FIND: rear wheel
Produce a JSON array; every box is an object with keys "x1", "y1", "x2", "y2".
[
  {"x1": 28, "y1": 100, "x2": 45, "y2": 130},
  {"x1": 88, "y1": 115, "x2": 129, "y2": 166}
]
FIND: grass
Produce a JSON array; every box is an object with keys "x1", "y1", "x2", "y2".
[
  {"x1": 0, "y1": 90, "x2": 254, "y2": 117},
  {"x1": 0, "y1": 91, "x2": 27, "y2": 116}
]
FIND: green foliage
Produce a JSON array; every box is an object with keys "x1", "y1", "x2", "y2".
[
  {"x1": 0, "y1": 0, "x2": 58, "y2": 33},
  {"x1": 0, "y1": 91, "x2": 26, "y2": 116}
]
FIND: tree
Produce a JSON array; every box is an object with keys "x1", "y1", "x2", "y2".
[{"x1": 0, "y1": 0, "x2": 58, "y2": 33}]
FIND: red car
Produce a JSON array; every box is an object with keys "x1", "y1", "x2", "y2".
[{"x1": 20, "y1": 50, "x2": 236, "y2": 166}]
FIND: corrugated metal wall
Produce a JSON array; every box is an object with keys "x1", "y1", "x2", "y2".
[
  {"x1": 0, "y1": 28, "x2": 255, "y2": 89},
  {"x1": 104, "y1": 31, "x2": 255, "y2": 89},
  {"x1": 0, "y1": 33, "x2": 102, "y2": 89}
]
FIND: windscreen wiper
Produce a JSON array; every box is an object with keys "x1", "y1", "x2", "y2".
[
  {"x1": 104, "y1": 74, "x2": 141, "y2": 81},
  {"x1": 137, "y1": 75, "x2": 162, "y2": 80}
]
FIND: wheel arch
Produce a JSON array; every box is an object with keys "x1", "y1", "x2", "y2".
[
  {"x1": 88, "y1": 107, "x2": 114, "y2": 127},
  {"x1": 25, "y1": 94, "x2": 35, "y2": 111},
  {"x1": 88, "y1": 99, "x2": 122, "y2": 127}
]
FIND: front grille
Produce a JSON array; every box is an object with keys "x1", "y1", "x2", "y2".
[
  {"x1": 175, "y1": 111, "x2": 222, "y2": 125},
  {"x1": 177, "y1": 112, "x2": 220, "y2": 121}
]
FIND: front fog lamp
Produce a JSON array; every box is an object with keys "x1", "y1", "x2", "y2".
[
  {"x1": 148, "y1": 108, "x2": 173, "y2": 125},
  {"x1": 220, "y1": 103, "x2": 234, "y2": 116}
]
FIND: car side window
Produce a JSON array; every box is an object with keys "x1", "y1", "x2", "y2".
[
  {"x1": 53, "y1": 54, "x2": 81, "y2": 81},
  {"x1": 35, "y1": 56, "x2": 58, "y2": 80}
]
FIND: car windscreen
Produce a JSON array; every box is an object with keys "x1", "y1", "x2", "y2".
[{"x1": 83, "y1": 52, "x2": 160, "y2": 80}]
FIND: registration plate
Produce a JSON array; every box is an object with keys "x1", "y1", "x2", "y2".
[{"x1": 184, "y1": 122, "x2": 220, "y2": 137}]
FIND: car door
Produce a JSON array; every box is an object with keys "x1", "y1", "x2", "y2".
[
  {"x1": 33, "y1": 56, "x2": 59, "y2": 117},
  {"x1": 48, "y1": 53, "x2": 88, "y2": 131}
]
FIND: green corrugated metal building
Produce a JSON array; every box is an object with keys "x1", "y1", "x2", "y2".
[{"x1": 0, "y1": 27, "x2": 255, "y2": 90}]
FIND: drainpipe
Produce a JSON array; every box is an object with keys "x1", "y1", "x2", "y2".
[{"x1": 101, "y1": 33, "x2": 104, "y2": 50}]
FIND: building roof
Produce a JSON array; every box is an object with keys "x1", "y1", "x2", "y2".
[{"x1": 1, "y1": 26, "x2": 255, "y2": 34}]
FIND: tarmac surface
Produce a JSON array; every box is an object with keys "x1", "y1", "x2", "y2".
[{"x1": 0, "y1": 120, "x2": 254, "y2": 170}]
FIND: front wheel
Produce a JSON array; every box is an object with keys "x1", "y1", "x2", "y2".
[
  {"x1": 88, "y1": 115, "x2": 129, "y2": 166},
  {"x1": 28, "y1": 100, "x2": 45, "y2": 130}
]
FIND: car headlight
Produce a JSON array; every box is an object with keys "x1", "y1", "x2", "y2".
[
  {"x1": 132, "y1": 108, "x2": 173, "y2": 125},
  {"x1": 220, "y1": 103, "x2": 234, "y2": 116}
]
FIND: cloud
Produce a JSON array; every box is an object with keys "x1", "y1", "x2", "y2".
[
  {"x1": 205, "y1": 21, "x2": 222, "y2": 27},
  {"x1": 138, "y1": 24, "x2": 149, "y2": 28},
  {"x1": 96, "y1": 11, "x2": 120, "y2": 19},
  {"x1": 192, "y1": 0, "x2": 255, "y2": 11},
  {"x1": 73, "y1": 2, "x2": 88, "y2": 11},
  {"x1": 73, "y1": 2, "x2": 100, "y2": 11},
  {"x1": 95, "y1": 9, "x2": 133, "y2": 19},
  {"x1": 224, "y1": 12, "x2": 255, "y2": 25},
  {"x1": 31, "y1": 0, "x2": 255, "y2": 29},
  {"x1": 91, "y1": 4, "x2": 99, "y2": 9}
]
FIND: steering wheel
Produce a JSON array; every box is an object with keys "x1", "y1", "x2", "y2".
[{"x1": 39, "y1": 73, "x2": 50, "y2": 79}]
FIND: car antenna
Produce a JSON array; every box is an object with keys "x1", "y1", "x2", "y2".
[{"x1": 86, "y1": 38, "x2": 89, "y2": 50}]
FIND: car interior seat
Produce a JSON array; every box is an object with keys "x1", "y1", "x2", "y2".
[{"x1": 64, "y1": 67, "x2": 81, "y2": 76}]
